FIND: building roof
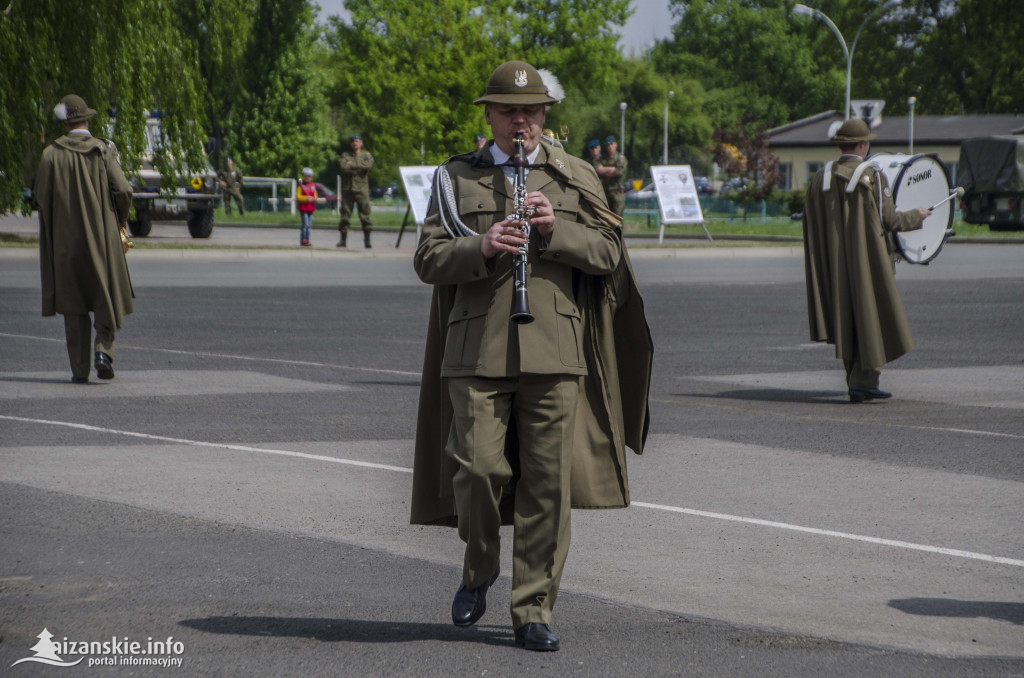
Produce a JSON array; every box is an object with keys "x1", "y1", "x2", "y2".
[{"x1": 769, "y1": 111, "x2": 1024, "y2": 148}]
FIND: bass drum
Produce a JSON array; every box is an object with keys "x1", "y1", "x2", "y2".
[{"x1": 871, "y1": 153, "x2": 954, "y2": 264}]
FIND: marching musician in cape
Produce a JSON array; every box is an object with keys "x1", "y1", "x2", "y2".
[
  {"x1": 803, "y1": 118, "x2": 932, "y2": 403},
  {"x1": 411, "y1": 60, "x2": 652, "y2": 651}
]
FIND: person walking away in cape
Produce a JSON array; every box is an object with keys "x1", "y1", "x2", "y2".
[
  {"x1": 34, "y1": 94, "x2": 134, "y2": 383},
  {"x1": 596, "y1": 135, "x2": 627, "y2": 216},
  {"x1": 411, "y1": 60, "x2": 652, "y2": 652},
  {"x1": 336, "y1": 133, "x2": 374, "y2": 248},
  {"x1": 295, "y1": 167, "x2": 318, "y2": 246},
  {"x1": 218, "y1": 158, "x2": 244, "y2": 215},
  {"x1": 802, "y1": 118, "x2": 932, "y2": 402}
]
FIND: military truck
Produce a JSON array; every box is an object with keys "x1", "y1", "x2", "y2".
[
  {"x1": 958, "y1": 135, "x2": 1024, "y2": 231},
  {"x1": 127, "y1": 115, "x2": 219, "y2": 238}
]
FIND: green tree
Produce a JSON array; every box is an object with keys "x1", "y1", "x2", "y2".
[
  {"x1": 578, "y1": 58, "x2": 712, "y2": 183},
  {"x1": 874, "y1": 0, "x2": 1024, "y2": 115},
  {"x1": 0, "y1": 0, "x2": 207, "y2": 212},
  {"x1": 227, "y1": 0, "x2": 335, "y2": 176},
  {"x1": 174, "y1": 0, "x2": 257, "y2": 165},
  {"x1": 325, "y1": 0, "x2": 633, "y2": 182},
  {"x1": 656, "y1": 0, "x2": 837, "y2": 131}
]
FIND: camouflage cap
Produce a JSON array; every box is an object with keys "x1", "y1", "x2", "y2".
[
  {"x1": 474, "y1": 61, "x2": 558, "y2": 106},
  {"x1": 831, "y1": 118, "x2": 876, "y2": 144},
  {"x1": 53, "y1": 94, "x2": 97, "y2": 124}
]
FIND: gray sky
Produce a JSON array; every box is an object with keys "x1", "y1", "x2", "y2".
[{"x1": 313, "y1": 1, "x2": 675, "y2": 54}]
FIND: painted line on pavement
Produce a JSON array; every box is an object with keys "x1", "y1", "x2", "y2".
[
  {"x1": 0, "y1": 332, "x2": 421, "y2": 377},
  {"x1": 632, "y1": 502, "x2": 1024, "y2": 568},
  {"x1": 4, "y1": 413, "x2": 1022, "y2": 570},
  {"x1": 0, "y1": 414, "x2": 412, "y2": 474}
]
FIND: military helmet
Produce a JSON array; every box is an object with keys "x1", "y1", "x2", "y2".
[
  {"x1": 53, "y1": 94, "x2": 97, "y2": 125},
  {"x1": 831, "y1": 118, "x2": 876, "y2": 144},
  {"x1": 474, "y1": 60, "x2": 558, "y2": 106}
]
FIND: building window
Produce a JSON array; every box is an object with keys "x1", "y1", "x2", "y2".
[
  {"x1": 807, "y1": 162, "x2": 823, "y2": 185},
  {"x1": 778, "y1": 163, "x2": 792, "y2": 191}
]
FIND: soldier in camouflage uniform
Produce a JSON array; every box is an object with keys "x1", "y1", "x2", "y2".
[
  {"x1": 337, "y1": 134, "x2": 374, "y2": 248},
  {"x1": 596, "y1": 135, "x2": 627, "y2": 217}
]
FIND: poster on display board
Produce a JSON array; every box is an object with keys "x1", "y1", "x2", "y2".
[
  {"x1": 399, "y1": 166, "x2": 439, "y2": 225},
  {"x1": 648, "y1": 164, "x2": 712, "y2": 242},
  {"x1": 650, "y1": 165, "x2": 705, "y2": 225}
]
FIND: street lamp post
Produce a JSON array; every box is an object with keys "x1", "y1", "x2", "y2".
[
  {"x1": 663, "y1": 91, "x2": 674, "y2": 164},
  {"x1": 619, "y1": 102, "x2": 627, "y2": 153},
  {"x1": 793, "y1": 1, "x2": 901, "y2": 121},
  {"x1": 907, "y1": 96, "x2": 916, "y2": 154}
]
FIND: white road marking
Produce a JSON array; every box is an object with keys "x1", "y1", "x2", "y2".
[
  {"x1": 3, "y1": 413, "x2": 1022, "y2": 570},
  {"x1": 0, "y1": 332, "x2": 421, "y2": 377},
  {"x1": 0, "y1": 414, "x2": 412, "y2": 474},
  {"x1": 632, "y1": 502, "x2": 1024, "y2": 568}
]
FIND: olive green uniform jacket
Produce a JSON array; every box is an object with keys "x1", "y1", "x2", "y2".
[
  {"x1": 218, "y1": 165, "x2": 243, "y2": 190},
  {"x1": 599, "y1": 151, "x2": 627, "y2": 215},
  {"x1": 410, "y1": 140, "x2": 653, "y2": 526},
  {"x1": 802, "y1": 156, "x2": 924, "y2": 371},
  {"x1": 35, "y1": 134, "x2": 134, "y2": 329},
  {"x1": 339, "y1": 151, "x2": 374, "y2": 193}
]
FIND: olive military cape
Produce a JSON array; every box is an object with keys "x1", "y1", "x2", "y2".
[
  {"x1": 35, "y1": 134, "x2": 134, "y2": 328},
  {"x1": 802, "y1": 156, "x2": 924, "y2": 370},
  {"x1": 410, "y1": 139, "x2": 653, "y2": 527}
]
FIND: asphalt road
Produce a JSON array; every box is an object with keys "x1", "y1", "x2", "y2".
[{"x1": 1, "y1": 234, "x2": 1022, "y2": 677}]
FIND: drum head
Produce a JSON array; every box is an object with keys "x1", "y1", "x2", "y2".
[{"x1": 872, "y1": 153, "x2": 954, "y2": 264}]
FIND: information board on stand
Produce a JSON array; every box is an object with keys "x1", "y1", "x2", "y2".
[
  {"x1": 649, "y1": 165, "x2": 712, "y2": 243},
  {"x1": 397, "y1": 166, "x2": 438, "y2": 247}
]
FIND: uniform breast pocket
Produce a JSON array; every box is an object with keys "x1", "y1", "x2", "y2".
[
  {"x1": 549, "y1": 191, "x2": 580, "y2": 223},
  {"x1": 554, "y1": 292, "x2": 584, "y2": 368},
  {"x1": 459, "y1": 195, "x2": 503, "y2": 234},
  {"x1": 443, "y1": 298, "x2": 490, "y2": 370}
]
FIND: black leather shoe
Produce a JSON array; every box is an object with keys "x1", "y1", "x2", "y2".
[
  {"x1": 94, "y1": 352, "x2": 115, "y2": 380},
  {"x1": 71, "y1": 376, "x2": 89, "y2": 384},
  {"x1": 451, "y1": 568, "x2": 499, "y2": 627},
  {"x1": 514, "y1": 623, "x2": 560, "y2": 652},
  {"x1": 849, "y1": 387, "x2": 892, "y2": 403}
]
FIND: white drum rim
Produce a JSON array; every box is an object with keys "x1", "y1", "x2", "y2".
[{"x1": 872, "y1": 152, "x2": 954, "y2": 265}]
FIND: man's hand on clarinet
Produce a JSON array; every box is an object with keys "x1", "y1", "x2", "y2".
[
  {"x1": 482, "y1": 220, "x2": 529, "y2": 259},
  {"x1": 524, "y1": 191, "x2": 554, "y2": 237}
]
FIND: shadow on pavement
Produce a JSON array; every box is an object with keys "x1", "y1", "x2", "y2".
[
  {"x1": 889, "y1": 599, "x2": 1024, "y2": 626},
  {"x1": 179, "y1": 616, "x2": 512, "y2": 646}
]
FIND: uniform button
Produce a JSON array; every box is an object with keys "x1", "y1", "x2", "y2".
[
  {"x1": 557, "y1": 201, "x2": 562, "y2": 207},
  {"x1": 462, "y1": 310, "x2": 468, "y2": 316},
  {"x1": 473, "y1": 270, "x2": 480, "y2": 277},
  {"x1": 478, "y1": 203, "x2": 484, "y2": 208}
]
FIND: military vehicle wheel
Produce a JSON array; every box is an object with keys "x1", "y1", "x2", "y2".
[
  {"x1": 187, "y1": 208, "x2": 215, "y2": 238},
  {"x1": 128, "y1": 210, "x2": 153, "y2": 237}
]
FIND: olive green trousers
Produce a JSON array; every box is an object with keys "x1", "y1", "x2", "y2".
[
  {"x1": 447, "y1": 374, "x2": 579, "y2": 628},
  {"x1": 64, "y1": 313, "x2": 114, "y2": 379}
]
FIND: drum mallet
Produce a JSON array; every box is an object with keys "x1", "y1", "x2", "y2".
[{"x1": 928, "y1": 186, "x2": 965, "y2": 211}]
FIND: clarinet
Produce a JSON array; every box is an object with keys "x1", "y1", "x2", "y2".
[{"x1": 509, "y1": 133, "x2": 534, "y2": 325}]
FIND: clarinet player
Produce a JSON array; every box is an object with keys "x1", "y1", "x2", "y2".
[{"x1": 411, "y1": 60, "x2": 653, "y2": 651}]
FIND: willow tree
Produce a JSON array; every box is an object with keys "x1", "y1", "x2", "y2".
[{"x1": 0, "y1": 0, "x2": 207, "y2": 212}]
